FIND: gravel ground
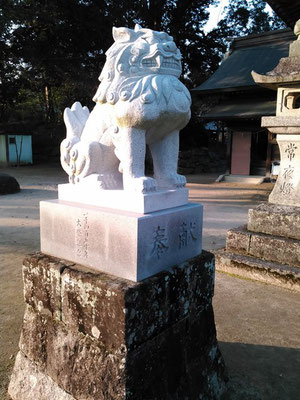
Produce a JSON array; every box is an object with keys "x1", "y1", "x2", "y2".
[{"x1": 0, "y1": 164, "x2": 299, "y2": 399}]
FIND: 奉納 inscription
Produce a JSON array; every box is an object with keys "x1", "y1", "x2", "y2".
[{"x1": 76, "y1": 212, "x2": 89, "y2": 259}]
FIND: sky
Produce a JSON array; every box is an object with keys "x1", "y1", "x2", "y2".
[
  {"x1": 204, "y1": 0, "x2": 274, "y2": 32},
  {"x1": 204, "y1": 0, "x2": 229, "y2": 32}
]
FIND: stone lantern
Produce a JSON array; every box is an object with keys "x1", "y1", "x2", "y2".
[
  {"x1": 214, "y1": 21, "x2": 300, "y2": 291},
  {"x1": 252, "y1": 19, "x2": 300, "y2": 206}
]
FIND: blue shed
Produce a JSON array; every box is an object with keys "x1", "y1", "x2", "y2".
[{"x1": 0, "y1": 134, "x2": 33, "y2": 166}]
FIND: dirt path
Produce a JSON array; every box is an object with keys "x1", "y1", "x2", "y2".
[{"x1": 1, "y1": 165, "x2": 299, "y2": 399}]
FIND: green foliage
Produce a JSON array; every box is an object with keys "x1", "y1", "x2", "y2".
[
  {"x1": 217, "y1": 0, "x2": 285, "y2": 36},
  {"x1": 200, "y1": 1, "x2": 287, "y2": 86},
  {"x1": 8, "y1": 0, "x2": 112, "y2": 121},
  {"x1": 0, "y1": 0, "x2": 286, "y2": 130}
]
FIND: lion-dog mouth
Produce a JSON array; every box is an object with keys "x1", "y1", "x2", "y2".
[
  {"x1": 141, "y1": 51, "x2": 181, "y2": 72},
  {"x1": 142, "y1": 55, "x2": 180, "y2": 70}
]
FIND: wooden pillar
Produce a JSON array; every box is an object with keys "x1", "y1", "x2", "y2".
[{"x1": 226, "y1": 129, "x2": 232, "y2": 174}]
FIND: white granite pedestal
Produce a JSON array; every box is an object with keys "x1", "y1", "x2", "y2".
[
  {"x1": 58, "y1": 183, "x2": 189, "y2": 213},
  {"x1": 40, "y1": 200, "x2": 203, "y2": 281}
]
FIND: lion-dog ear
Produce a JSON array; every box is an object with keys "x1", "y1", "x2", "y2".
[{"x1": 112, "y1": 27, "x2": 134, "y2": 43}]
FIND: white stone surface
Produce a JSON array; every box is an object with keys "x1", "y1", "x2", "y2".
[
  {"x1": 60, "y1": 24, "x2": 191, "y2": 194},
  {"x1": 40, "y1": 200, "x2": 203, "y2": 281},
  {"x1": 267, "y1": 134, "x2": 300, "y2": 207},
  {"x1": 8, "y1": 352, "x2": 76, "y2": 400},
  {"x1": 262, "y1": 116, "x2": 300, "y2": 133},
  {"x1": 276, "y1": 87, "x2": 300, "y2": 117},
  {"x1": 262, "y1": 115, "x2": 300, "y2": 207},
  {"x1": 58, "y1": 183, "x2": 188, "y2": 213}
]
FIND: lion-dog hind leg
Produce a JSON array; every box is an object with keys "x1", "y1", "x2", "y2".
[
  {"x1": 149, "y1": 130, "x2": 186, "y2": 190},
  {"x1": 114, "y1": 127, "x2": 156, "y2": 193}
]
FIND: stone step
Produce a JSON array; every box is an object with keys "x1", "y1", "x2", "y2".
[
  {"x1": 216, "y1": 174, "x2": 265, "y2": 184},
  {"x1": 214, "y1": 249, "x2": 300, "y2": 292},
  {"x1": 226, "y1": 225, "x2": 300, "y2": 267},
  {"x1": 248, "y1": 203, "x2": 300, "y2": 240}
]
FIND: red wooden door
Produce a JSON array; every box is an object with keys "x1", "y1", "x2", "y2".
[{"x1": 231, "y1": 131, "x2": 252, "y2": 175}]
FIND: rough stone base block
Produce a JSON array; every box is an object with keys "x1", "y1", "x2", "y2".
[
  {"x1": 226, "y1": 225, "x2": 300, "y2": 267},
  {"x1": 40, "y1": 200, "x2": 203, "y2": 281},
  {"x1": 9, "y1": 252, "x2": 228, "y2": 400},
  {"x1": 248, "y1": 203, "x2": 300, "y2": 240},
  {"x1": 214, "y1": 249, "x2": 300, "y2": 292},
  {"x1": 8, "y1": 352, "x2": 75, "y2": 400}
]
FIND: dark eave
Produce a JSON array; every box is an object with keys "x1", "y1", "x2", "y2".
[
  {"x1": 231, "y1": 28, "x2": 293, "y2": 50},
  {"x1": 193, "y1": 32, "x2": 292, "y2": 93},
  {"x1": 201, "y1": 99, "x2": 276, "y2": 121}
]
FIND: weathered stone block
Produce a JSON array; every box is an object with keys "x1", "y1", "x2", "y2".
[
  {"x1": 248, "y1": 203, "x2": 300, "y2": 240},
  {"x1": 23, "y1": 253, "x2": 70, "y2": 320},
  {"x1": 124, "y1": 306, "x2": 226, "y2": 400},
  {"x1": 290, "y1": 40, "x2": 300, "y2": 56},
  {"x1": 226, "y1": 225, "x2": 251, "y2": 254},
  {"x1": 225, "y1": 225, "x2": 300, "y2": 267},
  {"x1": 10, "y1": 252, "x2": 227, "y2": 400},
  {"x1": 8, "y1": 352, "x2": 76, "y2": 400},
  {"x1": 40, "y1": 200, "x2": 203, "y2": 281},
  {"x1": 61, "y1": 251, "x2": 215, "y2": 351},
  {"x1": 215, "y1": 249, "x2": 300, "y2": 292},
  {"x1": 19, "y1": 306, "x2": 126, "y2": 400},
  {"x1": 249, "y1": 232, "x2": 300, "y2": 267},
  {"x1": 19, "y1": 305, "x2": 48, "y2": 367},
  {"x1": 19, "y1": 305, "x2": 226, "y2": 400}
]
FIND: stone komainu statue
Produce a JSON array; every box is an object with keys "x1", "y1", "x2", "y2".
[{"x1": 60, "y1": 24, "x2": 191, "y2": 193}]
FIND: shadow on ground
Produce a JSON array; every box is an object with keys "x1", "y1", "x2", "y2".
[{"x1": 221, "y1": 342, "x2": 300, "y2": 400}]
